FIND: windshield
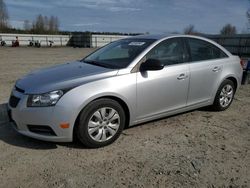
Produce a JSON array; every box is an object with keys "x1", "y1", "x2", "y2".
[{"x1": 82, "y1": 38, "x2": 156, "y2": 69}]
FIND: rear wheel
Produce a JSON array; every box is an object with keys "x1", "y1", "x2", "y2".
[
  {"x1": 212, "y1": 79, "x2": 235, "y2": 111},
  {"x1": 76, "y1": 98, "x2": 125, "y2": 148}
]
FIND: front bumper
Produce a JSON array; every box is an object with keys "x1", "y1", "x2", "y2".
[{"x1": 8, "y1": 88, "x2": 74, "y2": 142}]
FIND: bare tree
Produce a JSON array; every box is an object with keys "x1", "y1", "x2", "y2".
[
  {"x1": 220, "y1": 24, "x2": 237, "y2": 35},
  {"x1": 36, "y1": 14, "x2": 45, "y2": 33},
  {"x1": 44, "y1": 16, "x2": 49, "y2": 31},
  {"x1": 30, "y1": 14, "x2": 60, "y2": 34},
  {"x1": 48, "y1": 16, "x2": 59, "y2": 34},
  {"x1": 183, "y1": 24, "x2": 198, "y2": 35},
  {"x1": 0, "y1": 0, "x2": 9, "y2": 30},
  {"x1": 31, "y1": 14, "x2": 47, "y2": 33},
  {"x1": 48, "y1": 16, "x2": 54, "y2": 33},
  {"x1": 54, "y1": 16, "x2": 59, "y2": 32},
  {"x1": 23, "y1": 20, "x2": 31, "y2": 31},
  {"x1": 246, "y1": 9, "x2": 250, "y2": 32}
]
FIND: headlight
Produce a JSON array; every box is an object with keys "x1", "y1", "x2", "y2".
[{"x1": 27, "y1": 90, "x2": 64, "y2": 107}]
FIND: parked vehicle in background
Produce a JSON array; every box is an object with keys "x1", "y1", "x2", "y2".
[
  {"x1": 49, "y1": 40, "x2": 54, "y2": 47},
  {"x1": 0, "y1": 36, "x2": 6, "y2": 46},
  {"x1": 11, "y1": 36, "x2": 19, "y2": 47},
  {"x1": 28, "y1": 40, "x2": 41, "y2": 47},
  {"x1": 1, "y1": 40, "x2": 6, "y2": 46},
  {"x1": 240, "y1": 57, "x2": 250, "y2": 85},
  {"x1": 8, "y1": 35, "x2": 243, "y2": 148}
]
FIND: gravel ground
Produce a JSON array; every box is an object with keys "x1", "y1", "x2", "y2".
[{"x1": 0, "y1": 47, "x2": 249, "y2": 188}]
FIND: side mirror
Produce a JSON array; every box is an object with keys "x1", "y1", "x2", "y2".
[{"x1": 140, "y1": 59, "x2": 164, "y2": 71}]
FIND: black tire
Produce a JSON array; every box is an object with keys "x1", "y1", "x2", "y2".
[
  {"x1": 212, "y1": 79, "x2": 235, "y2": 111},
  {"x1": 76, "y1": 98, "x2": 125, "y2": 148}
]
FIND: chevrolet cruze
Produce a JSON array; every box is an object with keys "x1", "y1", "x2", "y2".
[{"x1": 8, "y1": 35, "x2": 243, "y2": 148}]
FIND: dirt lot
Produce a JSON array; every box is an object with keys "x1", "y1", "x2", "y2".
[{"x1": 0, "y1": 47, "x2": 249, "y2": 188}]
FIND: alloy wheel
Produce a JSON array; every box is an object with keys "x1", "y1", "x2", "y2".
[{"x1": 219, "y1": 84, "x2": 234, "y2": 108}]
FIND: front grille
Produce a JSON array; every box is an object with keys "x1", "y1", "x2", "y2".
[
  {"x1": 15, "y1": 86, "x2": 25, "y2": 93},
  {"x1": 9, "y1": 95, "x2": 20, "y2": 108},
  {"x1": 27, "y1": 125, "x2": 57, "y2": 136}
]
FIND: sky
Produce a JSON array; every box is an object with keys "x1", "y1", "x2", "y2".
[{"x1": 4, "y1": 0, "x2": 250, "y2": 34}]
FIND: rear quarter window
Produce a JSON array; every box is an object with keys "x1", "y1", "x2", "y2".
[{"x1": 188, "y1": 38, "x2": 228, "y2": 62}]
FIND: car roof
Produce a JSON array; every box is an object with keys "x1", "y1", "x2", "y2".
[
  {"x1": 126, "y1": 34, "x2": 233, "y2": 59},
  {"x1": 130, "y1": 34, "x2": 222, "y2": 42},
  {"x1": 130, "y1": 34, "x2": 173, "y2": 40}
]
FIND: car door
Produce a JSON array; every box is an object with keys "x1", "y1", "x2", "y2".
[
  {"x1": 136, "y1": 38, "x2": 190, "y2": 120},
  {"x1": 185, "y1": 38, "x2": 228, "y2": 106}
]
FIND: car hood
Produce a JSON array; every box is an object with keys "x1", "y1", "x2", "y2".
[{"x1": 16, "y1": 61, "x2": 118, "y2": 94}]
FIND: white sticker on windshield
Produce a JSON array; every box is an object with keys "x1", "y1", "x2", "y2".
[{"x1": 128, "y1": 42, "x2": 145, "y2": 46}]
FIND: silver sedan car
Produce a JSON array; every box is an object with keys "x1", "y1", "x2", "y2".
[{"x1": 8, "y1": 35, "x2": 243, "y2": 148}]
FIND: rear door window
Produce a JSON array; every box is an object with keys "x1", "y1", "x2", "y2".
[{"x1": 188, "y1": 38, "x2": 228, "y2": 62}]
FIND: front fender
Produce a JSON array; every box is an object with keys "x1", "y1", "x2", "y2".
[{"x1": 56, "y1": 73, "x2": 137, "y2": 134}]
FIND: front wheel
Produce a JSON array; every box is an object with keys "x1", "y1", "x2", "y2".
[
  {"x1": 76, "y1": 98, "x2": 125, "y2": 148},
  {"x1": 212, "y1": 79, "x2": 235, "y2": 111}
]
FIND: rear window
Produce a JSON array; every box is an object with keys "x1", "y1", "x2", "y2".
[{"x1": 188, "y1": 38, "x2": 228, "y2": 62}]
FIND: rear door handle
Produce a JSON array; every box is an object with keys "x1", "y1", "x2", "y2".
[
  {"x1": 212, "y1": 66, "x2": 221, "y2": 72},
  {"x1": 177, "y1": 73, "x2": 188, "y2": 80}
]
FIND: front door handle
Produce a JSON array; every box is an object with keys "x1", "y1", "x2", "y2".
[
  {"x1": 212, "y1": 66, "x2": 221, "y2": 72},
  {"x1": 177, "y1": 73, "x2": 188, "y2": 80}
]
